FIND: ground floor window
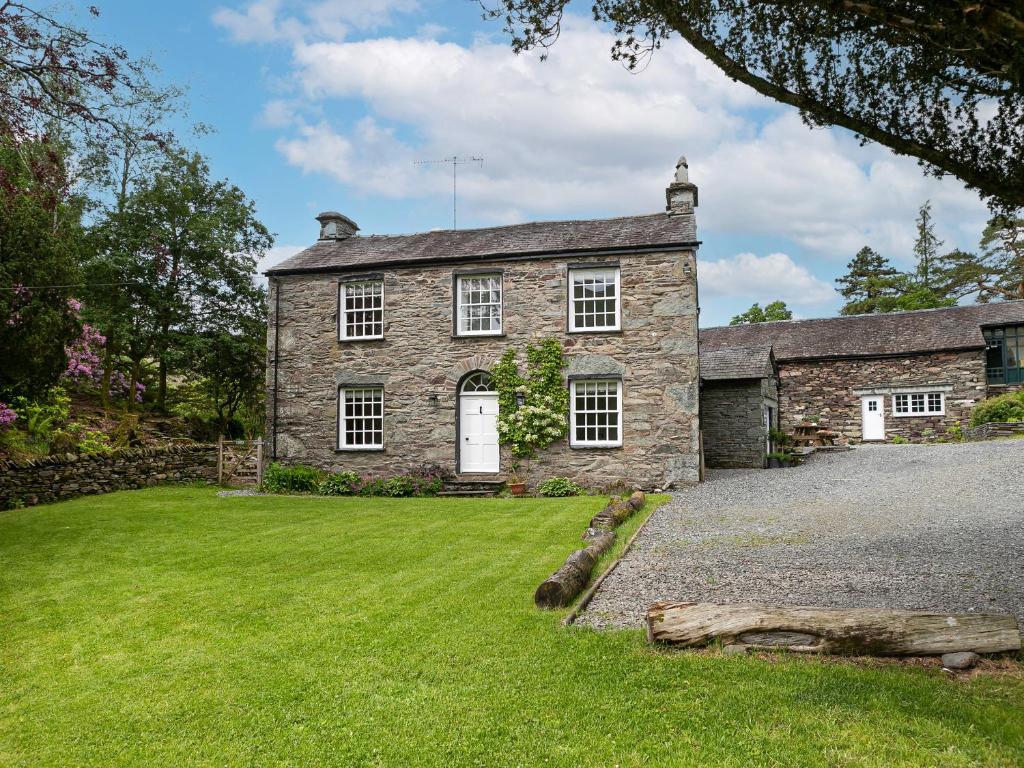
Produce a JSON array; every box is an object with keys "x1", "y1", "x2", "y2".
[
  {"x1": 339, "y1": 387, "x2": 384, "y2": 449},
  {"x1": 570, "y1": 379, "x2": 622, "y2": 447},
  {"x1": 892, "y1": 391, "x2": 944, "y2": 416}
]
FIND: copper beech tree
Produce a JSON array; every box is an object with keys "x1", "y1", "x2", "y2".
[{"x1": 484, "y1": 1, "x2": 1024, "y2": 210}]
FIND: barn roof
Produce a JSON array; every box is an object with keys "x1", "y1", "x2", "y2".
[
  {"x1": 265, "y1": 212, "x2": 698, "y2": 275},
  {"x1": 700, "y1": 301, "x2": 1024, "y2": 362},
  {"x1": 700, "y1": 345, "x2": 776, "y2": 381}
]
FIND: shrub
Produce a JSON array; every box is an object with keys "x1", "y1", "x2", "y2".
[
  {"x1": 537, "y1": 477, "x2": 585, "y2": 497},
  {"x1": 317, "y1": 471, "x2": 361, "y2": 496},
  {"x1": 262, "y1": 462, "x2": 323, "y2": 493},
  {"x1": 890, "y1": 435, "x2": 909, "y2": 444},
  {"x1": 969, "y1": 390, "x2": 1024, "y2": 427}
]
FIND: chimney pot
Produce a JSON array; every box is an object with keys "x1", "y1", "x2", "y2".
[
  {"x1": 666, "y1": 155, "x2": 698, "y2": 214},
  {"x1": 316, "y1": 211, "x2": 359, "y2": 240}
]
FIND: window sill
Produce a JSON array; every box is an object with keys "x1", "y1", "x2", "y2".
[
  {"x1": 891, "y1": 413, "x2": 945, "y2": 418},
  {"x1": 569, "y1": 443, "x2": 623, "y2": 450},
  {"x1": 452, "y1": 333, "x2": 506, "y2": 339},
  {"x1": 338, "y1": 337, "x2": 385, "y2": 343},
  {"x1": 335, "y1": 447, "x2": 385, "y2": 453},
  {"x1": 567, "y1": 328, "x2": 622, "y2": 335}
]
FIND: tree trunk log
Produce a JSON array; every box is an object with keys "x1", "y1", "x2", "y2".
[
  {"x1": 535, "y1": 549, "x2": 597, "y2": 609},
  {"x1": 646, "y1": 602, "x2": 1021, "y2": 656}
]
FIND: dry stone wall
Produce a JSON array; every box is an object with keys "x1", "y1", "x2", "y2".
[
  {"x1": 267, "y1": 249, "x2": 700, "y2": 489},
  {"x1": 701, "y1": 377, "x2": 777, "y2": 468},
  {"x1": 778, "y1": 350, "x2": 986, "y2": 441},
  {"x1": 0, "y1": 444, "x2": 217, "y2": 510}
]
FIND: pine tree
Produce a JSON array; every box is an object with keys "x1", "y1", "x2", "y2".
[
  {"x1": 913, "y1": 201, "x2": 941, "y2": 290},
  {"x1": 835, "y1": 246, "x2": 901, "y2": 315},
  {"x1": 935, "y1": 215, "x2": 1024, "y2": 302}
]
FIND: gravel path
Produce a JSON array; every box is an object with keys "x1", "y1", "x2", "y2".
[{"x1": 579, "y1": 440, "x2": 1024, "y2": 629}]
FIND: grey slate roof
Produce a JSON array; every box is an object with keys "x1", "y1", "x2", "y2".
[
  {"x1": 265, "y1": 212, "x2": 697, "y2": 274},
  {"x1": 700, "y1": 301, "x2": 1024, "y2": 362},
  {"x1": 700, "y1": 345, "x2": 776, "y2": 381}
]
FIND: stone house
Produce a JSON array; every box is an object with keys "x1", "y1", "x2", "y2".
[
  {"x1": 699, "y1": 346, "x2": 779, "y2": 468},
  {"x1": 264, "y1": 159, "x2": 702, "y2": 489},
  {"x1": 700, "y1": 301, "x2": 1024, "y2": 442}
]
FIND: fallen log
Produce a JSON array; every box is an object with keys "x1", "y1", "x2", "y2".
[
  {"x1": 589, "y1": 500, "x2": 635, "y2": 530},
  {"x1": 581, "y1": 527, "x2": 616, "y2": 556},
  {"x1": 646, "y1": 602, "x2": 1022, "y2": 656},
  {"x1": 535, "y1": 549, "x2": 597, "y2": 609},
  {"x1": 627, "y1": 491, "x2": 646, "y2": 510}
]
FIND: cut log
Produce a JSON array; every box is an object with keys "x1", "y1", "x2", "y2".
[
  {"x1": 646, "y1": 602, "x2": 1022, "y2": 656},
  {"x1": 627, "y1": 491, "x2": 646, "y2": 510},
  {"x1": 581, "y1": 528, "x2": 616, "y2": 556},
  {"x1": 535, "y1": 549, "x2": 597, "y2": 609},
  {"x1": 589, "y1": 500, "x2": 635, "y2": 530}
]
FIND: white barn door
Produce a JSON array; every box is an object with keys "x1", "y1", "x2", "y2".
[{"x1": 861, "y1": 395, "x2": 885, "y2": 441}]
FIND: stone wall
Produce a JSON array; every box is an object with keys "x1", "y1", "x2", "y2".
[
  {"x1": 963, "y1": 421, "x2": 1024, "y2": 441},
  {"x1": 701, "y1": 377, "x2": 778, "y2": 468},
  {"x1": 0, "y1": 444, "x2": 217, "y2": 510},
  {"x1": 267, "y1": 248, "x2": 700, "y2": 489},
  {"x1": 777, "y1": 350, "x2": 986, "y2": 441}
]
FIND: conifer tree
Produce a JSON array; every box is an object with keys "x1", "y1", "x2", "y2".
[{"x1": 835, "y1": 247, "x2": 901, "y2": 315}]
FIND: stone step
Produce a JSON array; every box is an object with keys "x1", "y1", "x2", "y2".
[{"x1": 436, "y1": 489, "x2": 503, "y2": 498}]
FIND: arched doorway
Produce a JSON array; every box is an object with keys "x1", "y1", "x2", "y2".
[{"x1": 458, "y1": 371, "x2": 499, "y2": 473}]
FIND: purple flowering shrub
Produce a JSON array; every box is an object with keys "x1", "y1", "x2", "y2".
[
  {"x1": 0, "y1": 403, "x2": 17, "y2": 429},
  {"x1": 61, "y1": 298, "x2": 143, "y2": 402}
]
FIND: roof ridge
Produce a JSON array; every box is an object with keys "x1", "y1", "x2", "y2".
[
  {"x1": 703, "y1": 298, "x2": 1024, "y2": 331},
  {"x1": 337, "y1": 211, "x2": 668, "y2": 242}
]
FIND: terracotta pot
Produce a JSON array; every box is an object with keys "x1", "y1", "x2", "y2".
[{"x1": 508, "y1": 482, "x2": 527, "y2": 496}]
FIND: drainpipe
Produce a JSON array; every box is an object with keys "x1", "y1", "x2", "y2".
[{"x1": 271, "y1": 277, "x2": 281, "y2": 460}]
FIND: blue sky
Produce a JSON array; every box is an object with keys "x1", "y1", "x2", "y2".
[{"x1": 89, "y1": 0, "x2": 991, "y2": 326}]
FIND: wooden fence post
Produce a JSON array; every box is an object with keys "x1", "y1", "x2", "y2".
[
  {"x1": 256, "y1": 440, "x2": 264, "y2": 487},
  {"x1": 217, "y1": 436, "x2": 224, "y2": 486}
]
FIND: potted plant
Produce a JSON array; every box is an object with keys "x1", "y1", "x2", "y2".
[
  {"x1": 767, "y1": 450, "x2": 793, "y2": 468},
  {"x1": 507, "y1": 461, "x2": 527, "y2": 496}
]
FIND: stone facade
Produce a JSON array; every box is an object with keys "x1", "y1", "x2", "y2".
[
  {"x1": 0, "y1": 444, "x2": 217, "y2": 510},
  {"x1": 778, "y1": 350, "x2": 986, "y2": 441},
  {"x1": 267, "y1": 249, "x2": 700, "y2": 489},
  {"x1": 701, "y1": 377, "x2": 779, "y2": 468}
]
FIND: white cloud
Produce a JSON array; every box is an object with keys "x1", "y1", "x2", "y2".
[
  {"x1": 213, "y1": 0, "x2": 418, "y2": 43},
  {"x1": 699, "y1": 252, "x2": 837, "y2": 307}
]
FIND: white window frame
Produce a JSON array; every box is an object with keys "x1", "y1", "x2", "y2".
[
  {"x1": 455, "y1": 273, "x2": 503, "y2": 336},
  {"x1": 338, "y1": 387, "x2": 384, "y2": 450},
  {"x1": 569, "y1": 378, "x2": 623, "y2": 448},
  {"x1": 338, "y1": 280, "x2": 385, "y2": 341},
  {"x1": 891, "y1": 391, "x2": 945, "y2": 417},
  {"x1": 568, "y1": 267, "x2": 621, "y2": 333}
]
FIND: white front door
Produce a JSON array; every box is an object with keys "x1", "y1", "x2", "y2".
[
  {"x1": 861, "y1": 395, "x2": 885, "y2": 441},
  {"x1": 460, "y1": 394, "x2": 499, "y2": 473}
]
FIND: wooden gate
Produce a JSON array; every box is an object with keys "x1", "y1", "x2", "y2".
[{"x1": 217, "y1": 438, "x2": 264, "y2": 487}]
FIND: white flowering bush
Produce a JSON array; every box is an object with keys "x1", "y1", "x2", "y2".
[{"x1": 492, "y1": 338, "x2": 569, "y2": 459}]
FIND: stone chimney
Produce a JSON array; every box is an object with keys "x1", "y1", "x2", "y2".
[
  {"x1": 665, "y1": 155, "x2": 698, "y2": 215},
  {"x1": 316, "y1": 211, "x2": 360, "y2": 240}
]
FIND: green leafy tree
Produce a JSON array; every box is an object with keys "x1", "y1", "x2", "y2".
[
  {"x1": 88, "y1": 151, "x2": 272, "y2": 412},
  {"x1": 836, "y1": 246, "x2": 902, "y2": 315},
  {"x1": 486, "y1": 1, "x2": 1024, "y2": 209},
  {"x1": 0, "y1": 139, "x2": 83, "y2": 398},
  {"x1": 729, "y1": 300, "x2": 792, "y2": 325}
]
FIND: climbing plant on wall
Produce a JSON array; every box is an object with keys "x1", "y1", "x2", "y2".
[{"x1": 492, "y1": 337, "x2": 569, "y2": 458}]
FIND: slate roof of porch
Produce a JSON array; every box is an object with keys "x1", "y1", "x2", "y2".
[
  {"x1": 700, "y1": 300, "x2": 1024, "y2": 362},
  {"x1": 700, "y1": 345, "x2": 776, "y2": 381},
  {"x1": 265, "y1": 212, "x2": 698, "y2": 274}
]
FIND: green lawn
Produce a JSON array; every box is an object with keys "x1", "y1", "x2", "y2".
[{"x1": 2, "y1": 488, "x2": 1022, "y2": 767}]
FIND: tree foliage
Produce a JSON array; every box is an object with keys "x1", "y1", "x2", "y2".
[
  {"x1": 0, "y1": 139, "x2": 83, "y2": 398},
  {"x1": 485, "y1": 0, "x2": 1024, "y2": 209},
  {"x1": 937, "y1": 215, "x2": 1024, "y2": 302},
  {"x1": 835, "y1": 246, "x2": 901, "y2": 315},
  {"x1": 729, "y1": 300, "x2": 791, "y2": 325}
]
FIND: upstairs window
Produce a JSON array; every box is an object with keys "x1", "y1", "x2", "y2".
[
  {"x1": 456, "y1": 274, "x2": 502, "y2": 336},
  {"x1": 568, "y1": 267, "x2": 620, "y2": 332},
  {"x1": 339, "y1": 280, "x2": 384, "y2": 340},
  {"x1": 892, "y1": 392, "x2": 944, "y2": 416},
  {"x1": 338, "y1": 387, "x2": 384, "y2": 449},
  {"x1": 570, "y1": 379, "x2": 622, "y2": 447},
  {"x1": 984, "y1": 325, "x2": 1023, "y2": 385}
]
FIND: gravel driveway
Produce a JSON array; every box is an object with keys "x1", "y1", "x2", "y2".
[{"x1": 579, "y1": 440, "x2": 1024, "y2": 629}]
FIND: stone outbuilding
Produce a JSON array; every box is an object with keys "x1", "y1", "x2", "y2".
[
  {"x1": 699, "y1": 345, "x2": 779, "y2": 468},
  {"x1": 700, "y1": 301, "x2": 1024, "y2": 443},
  {"x1": 264, "y1": 158, "x2": 702, "y2": 489}
]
